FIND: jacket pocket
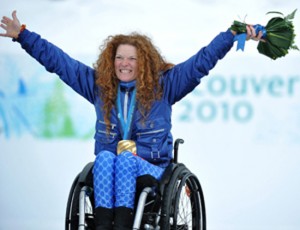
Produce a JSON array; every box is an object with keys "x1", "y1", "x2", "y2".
[
  {"x1": 95, "y1": 120, "x2": 117, "y2": 142},
  {"x1": 94, "y1": 120, "x2": 118, "y2": 154},
  {"x1": 135, "y1": 118, "x2": 168, "y2": 160}
]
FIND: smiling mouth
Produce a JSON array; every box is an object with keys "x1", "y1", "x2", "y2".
[{"x1": 120, "y1": 69, "x2": 131, "y2": 73}]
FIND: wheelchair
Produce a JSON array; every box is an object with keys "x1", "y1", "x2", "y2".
[{"x1": 65, "y1": 139, "x2": 206, "y2": 230}]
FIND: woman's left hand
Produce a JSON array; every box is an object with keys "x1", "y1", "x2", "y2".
[
  {"x1": 231, "y1": 24, "x2": 265, "y2": 42},
  {"x1": 245, "y1": 24, "x2": 264, "y2": 41}
]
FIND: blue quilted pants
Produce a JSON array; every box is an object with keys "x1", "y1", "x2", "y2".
[{"x1": 93, "y1": 150, "x2": 165, "y2": 209}]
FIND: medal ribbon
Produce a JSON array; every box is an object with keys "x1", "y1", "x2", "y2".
[{"x1": 117, "y1": 84, "x2": 136, "y2": 140}]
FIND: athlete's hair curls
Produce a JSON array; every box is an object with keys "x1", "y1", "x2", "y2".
[{"x1": 93, "y1": 32, "x2": 174, "y2": 131}]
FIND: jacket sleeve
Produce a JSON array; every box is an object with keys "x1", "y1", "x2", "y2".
[
  {"x1": 16, "y1": 29, "x2": 96, "y2": 104},
  {"x1": 163, "y1": 30, "x2": 234, "y2": 105}
]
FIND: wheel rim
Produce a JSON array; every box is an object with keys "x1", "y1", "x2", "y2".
[{"x1": 172, "y1": 173, "x2": 204, "y2": 230}]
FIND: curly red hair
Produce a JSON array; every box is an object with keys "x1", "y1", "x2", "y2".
[{"x1": 93, "y1": 32, "x2": 174, "y2": 131}]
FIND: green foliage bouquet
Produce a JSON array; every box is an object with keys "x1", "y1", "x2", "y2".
[{"x1": 231, "y1": 9, "x2": 299, "y2": 60}]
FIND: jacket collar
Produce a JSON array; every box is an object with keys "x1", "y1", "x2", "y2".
[{"x1": 119, "y1": 80, "x2": 136, "y2": 91}]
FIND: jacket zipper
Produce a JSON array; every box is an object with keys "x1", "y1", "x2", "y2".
[
  {"x1": 124, "y1": 89, "x2": 128, "y2": 123},
  {"x1": 98, "y1": 120, "x2": 117, "y2": 129},
  {"x1": 97, "y1": 130, "x2": 117, "y2": 138},
  {"x1": 137, "y1": 128, "x2": 165, "y2": 137}
]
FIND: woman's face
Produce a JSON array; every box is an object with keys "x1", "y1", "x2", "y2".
[{"x1": 114, "y1": 44, "x2": 138, "y2": 82}]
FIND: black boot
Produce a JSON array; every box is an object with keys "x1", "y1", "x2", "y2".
[
  {"x1": 94, "y1": 207, "x2": 113, "y2": 230},
  {"x1": 113, "y1": 207, "x2": 134, "y2": 230}
]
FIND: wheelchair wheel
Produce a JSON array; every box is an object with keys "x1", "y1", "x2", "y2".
[
  {"x1": 160, "y1": 164, "x2": 206, "y2": 230},
  {"x1": 65, "y1": 173, "x2": 95, "y2": 230},
  {"x1": 65, "y1": 173, "x2": 80, "y2": 230}
]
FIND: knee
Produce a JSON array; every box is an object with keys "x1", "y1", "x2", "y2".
[
  {"x1": 95, "y1": 150, "x2": 116, "y2": 165},
  {"x1": 116, "y1": 151, "x2": 134, "y2": 162},
  {"x1": 115, "y1": 151, "x2": 137, "y2": 171}
]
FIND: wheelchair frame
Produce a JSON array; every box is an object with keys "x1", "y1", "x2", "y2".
[{"x1": 65, "y1": 139, "x2": 206, "y2": 230}]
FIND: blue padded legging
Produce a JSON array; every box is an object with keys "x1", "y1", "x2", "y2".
[{"x1": 93, "y1": 150, "x2": 165, "y2": 209}]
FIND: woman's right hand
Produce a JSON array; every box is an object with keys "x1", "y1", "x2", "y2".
[{"x1": 0, "y1": 10, "x2": 22, "y2": 39}]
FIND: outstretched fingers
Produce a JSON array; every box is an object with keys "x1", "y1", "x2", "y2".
[
  {"x1": 0, "y1": 18, "x2": 8, "y2": 36},
  {"x1": 0, "y1": 10, "x2": 21, "y2": 38},
  {"x1": 12, "y1": 10, "x2": 17, "y2": 20},
  {"x1": 1, "y1": 17, "x2": 8, "y2": 25},
  {"x1": 0, "y1": 23, "x2": 7, "y2": 30}
]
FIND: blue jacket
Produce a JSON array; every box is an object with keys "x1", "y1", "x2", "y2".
[{"x1": 17, "y1": 29, "x2": 234, "y2": 167}]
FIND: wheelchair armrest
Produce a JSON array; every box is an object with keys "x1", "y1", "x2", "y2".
[{"x1": 78, "y1": 162, "x2": 94, "y2": 187}]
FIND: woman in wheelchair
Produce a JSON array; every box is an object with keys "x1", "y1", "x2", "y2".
[{"x1": 1, "y1": 10, "x2": 262, "y2": 230}]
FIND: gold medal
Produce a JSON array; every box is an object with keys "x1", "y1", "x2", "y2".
[{"x1": 117, "y1": 140, "x2": 137, "y2": 155}]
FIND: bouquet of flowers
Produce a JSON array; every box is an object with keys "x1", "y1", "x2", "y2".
[{"x1": 231, "y1": 9, "x2": 299, "y2": 60}]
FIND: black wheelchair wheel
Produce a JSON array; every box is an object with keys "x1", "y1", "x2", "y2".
[
  {"x1": 65, "y1": 172, "x2": 95, "y2": 230},
  {"x1": 65, "y1": 173, "x2": 80, "y2": 230},
  {"x1": 160, "y1": 164, "x2": 206, "y2": 230}
]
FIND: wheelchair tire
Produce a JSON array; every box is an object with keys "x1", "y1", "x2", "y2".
[
  {"x1": 65, "y1": 174, "x2": 95, "y2": 230},
  {"x1": 160, "y1": 164, "x2": 206, "y2": 230}
]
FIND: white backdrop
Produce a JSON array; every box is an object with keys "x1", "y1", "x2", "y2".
[{"x1": 1, "y1": 0, "x2": 300, "y2": 229}]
